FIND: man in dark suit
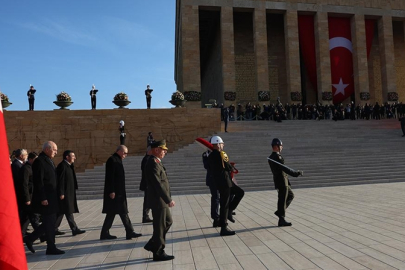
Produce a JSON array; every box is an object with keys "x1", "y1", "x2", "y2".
[
  {"x1": 145, "y1": 84, "x2": 153, "y2": 109},
  {"x1": 55, "y1": 150, "x2": 85, "y2": 236},
  {"x1": 268, "y1": 138, "x2": 303, "y2": 227},
  {"x1": 11, "y1": 149, "x2": 27, "y2": 184},
  {"x1": 27, "y1": 85, "x2": 36, "y2": 111},
  {"x1": 140, "y1": 146, "x2": 153, "y2": 223},
  {"x1": 24, "y1": 141, "x2": 65, "y2": 255},
  {"x1": 17, "y1": 152, "x2": 41, "y2": 237},
  {"x1": 100, "y1": 145, "x2": 142, "y2": 240},
  {"x1": 207, "y1": 136, "x2": 235, "y2": 236},
  {"x1": 144, "y1": 140, "x2": 175, "y2": 261},
  {"x1": 89, "y1": 84, "x2": 98, "y2": 109}
]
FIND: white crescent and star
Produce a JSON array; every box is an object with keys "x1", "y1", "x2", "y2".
[{"x1": 329, "y1": 37, "x2": 353, "y2": 96}]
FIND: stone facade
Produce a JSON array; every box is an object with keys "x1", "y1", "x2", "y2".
[
  {"x1": 176, "y1": 0, "x2": 405, "y2": 107},
  {"x1": 4, "y1": 108, "x2": 220, "y2": 172}
]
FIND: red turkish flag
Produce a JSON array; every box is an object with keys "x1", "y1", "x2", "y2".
[
  {"x1": 0, "y1": 99, "x2": 28, "y2": 270},
  {"x1": 328, "y1": 17, "x2": 354, "y2": 104}
]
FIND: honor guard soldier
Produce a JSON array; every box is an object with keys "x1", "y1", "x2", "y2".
[
  {"x1": 27, "y1": 85, "x2": 36, "y2": 111},
  {"x1": 119, "y1": 120, "x2": 126, "y2": 145},
  {"x1": 89, "y1": 84, "x2": 98, "y2": 109},
  {"x1": 208, "y1": 136, "x2": 235, "y2": 236},
  {"x1": 268, "y1": 138, "x2": 303, "y2": 227},
  {"x1": 144, "y1": 140, "x2": 175, "y2": 261},
  {"x1": 145, "y1": 84, "x2": 153, "y2": 109}
]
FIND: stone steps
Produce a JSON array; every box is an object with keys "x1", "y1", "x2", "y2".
[{"x1": 76, "y1": 119, "x2": 405, "y2": 200}]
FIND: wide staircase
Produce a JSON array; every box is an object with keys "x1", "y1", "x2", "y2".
[{"x1": 76, "y1": 119, "x2": 405, "y2": 200}]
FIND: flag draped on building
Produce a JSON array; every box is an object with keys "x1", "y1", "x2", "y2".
[
  {"x1": 298, "y1": 15, "x2": 375, "y2": 104},
  {"x1": 0, "y1": 99, "x2": 28, "y2": 269}
]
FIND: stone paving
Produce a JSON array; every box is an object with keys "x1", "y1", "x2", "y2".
[{"x1": 27, "y1": 182, "x2": 405, "y2": 270}]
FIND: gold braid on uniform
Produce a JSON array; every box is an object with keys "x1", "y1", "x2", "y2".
[{"x1": 220, "y1": 151, "x2": 229, "y2": 168}]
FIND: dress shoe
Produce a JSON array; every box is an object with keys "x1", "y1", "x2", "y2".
[
  {"x1": 100, "y1": 234, "x2": 117, "y2": 240},
  {"x1": 220, "y1": 227, "x2": 235, "y2": 236},
  {"x1": 153, "y1": 251, "x2": 175, "y2": 261},
  {"x1": 24, "y1": 236, "x2": 35, "y2": 253},
  {"x1": 212, "y1": 219, "x2": 220, "y2": 228},
  {"x1": 126, "y1": 232, "x2": 142, "y2": 240},
  {"x1": 40, "y1": 235, "x2": 47, "y2": 243},
  {"x1": 278, "y1": 218, "x2": 292, "y2": 227},
  {"x1": 55, "y1": 230, "x2": 65, "y2": 236},
  {"x1": 72, "y1": 229, "x2": 86, "y2": 236},
  {"x1": 227, "y1": 213, "x2": 235, "y2": 223},
  {"x1": 46, "y1": 248, "x2": 65, "y2": 255},
  {"x1": 144, "y1": 242, "x2": 153, "y2": 252},
  {"x1": 142, "y1": 217, "x2": 153, "y2": 223}
]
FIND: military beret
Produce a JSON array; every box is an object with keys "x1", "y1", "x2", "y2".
[{"x1": 151, "y1": 139, "x2": 168, "y2": 150}]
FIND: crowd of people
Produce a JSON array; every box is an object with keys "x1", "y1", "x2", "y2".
[
  {"x1": 10, "y1": 135, "x2": 176, "y2": 261},
  {"x1": 216, "y1": 101, "x2": 405, "y2": 122}
]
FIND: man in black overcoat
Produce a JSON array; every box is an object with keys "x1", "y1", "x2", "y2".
[
  {"x1": 11, "y1": 149, "x2": 27, "y2": 184},
  {"x1": 268, "y1": 138, "x2": 303, "y2": 227},
  {"x1": 140, "y1": 146, "x2": 153, "y2": 223},
  {"x1": 24, "y1": 141, "x2": 65, "y2": 255},
  {"x1": 100, "y1": 145, "x2": 142, "y2": 240},
  {"x1": 17, "y1": 152, "x2": 41, "y2": 237},
  {"x1": 55, "y1": 150, "x2": 85, "y2": 236},
  {"x1": 144, "y1": 140, "x2": 175, "y2": 261}
]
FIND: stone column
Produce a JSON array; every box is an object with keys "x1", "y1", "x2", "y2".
[
  {"x1": 182, "y1": 5, "x2": 201, "y2": 108},
  {"x1": 378, "y1": 15, "x2": 397, "y2": 103},
  {"x1": 221, "y1": 6, "x2": 236, "y2": 106},
  {"x1": 254, "y1": 7, "x2": 269, "y2": 102},
  {"x1": 284, "y1": 10, "x2": 301, "y2": 104},
  {"x1": 351, "y1": 14, "x2": 370, "y2": 104},
  {"x1": 314, "y1": 12, "x2": 332, "y2": 104}
]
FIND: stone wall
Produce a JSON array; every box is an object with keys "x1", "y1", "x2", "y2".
[{"x1": 4, "y1": 108, "x2": 220, "y2": 172}]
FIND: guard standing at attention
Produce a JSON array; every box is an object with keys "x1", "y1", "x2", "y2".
[
  {"x1": 207, "y1": 136, "x2": 235, "y2": 236},
  {"x1": 268, "y1": 138, "x2": 303, "y2": 227},
  {"x1": 144, "y1": 140, "x2": 175, "y2": 261},
  {"x1": 89, "y1": 84, "x2": 98, "y2": 109},
  {"x1": 27, "y1": 85, "x2": 36, "y2": 111}
]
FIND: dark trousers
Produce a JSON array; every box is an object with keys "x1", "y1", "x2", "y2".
[
  {"x1": 218, "y1": 186, "x2": 231, "y2": 227},
  {"x1": 27, "y1": 213, "x2": 57, "y2": 250},
  {"x1": 20, "y1": 205, "x2": 41, "y2": 237},
  {"x1": 142, "y1": 191, "x2": 151, "y2": 219},
  {"x1": 91, "y1": 97, "x2": 96, "y2": 109},
  {"x1": 146, "y1": 98, "x2": 151, "y2": 109},
  {"x1": 275, "y1": 186, "x2": 294, "y2": 218},
  {"x1": 101, "y1": 213, "x2": 134, "y2": 236},
  {"x1": 55, "y1": 213, "x2": 78, "y2": 231},
  {"x1": 229, "y1": 184, "x2": 244, "y2": 213},
  {"x1": 28, "y1": 99, "x2": 34, "y2": 111},
  {"x1": 224, "y1": 120, "x2": 229, "y2": 132},
  {"x1": 145, "y1": 207, "x2": 172, "y2": 255},
  {"x1": 120, "y1": 135, "x2": 126, "y2": 145},
  {"x1": 401, "y1": 118, "x2": 405, "y2": 135},
  {"x1": 208, "y1": 184, "x2": 220, "y2": 220}
]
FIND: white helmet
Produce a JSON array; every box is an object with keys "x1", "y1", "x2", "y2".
[
  {"x1": 210, "y1": 136, "x2": 224, "y2": 144},
  {"x1": 119, "y1": 120, "x2": 125, "y2": 126}
]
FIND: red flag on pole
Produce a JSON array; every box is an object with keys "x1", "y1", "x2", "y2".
[{"x1": 0, "y1": 97, "x2": 28, "y2": 269}]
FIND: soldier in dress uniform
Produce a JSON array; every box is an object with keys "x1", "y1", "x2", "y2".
[
  {"x1": 89, "y1": 84, "x2": 98, "y2": 109},
  {"x1": 207, "y1": 136, "x2": 235, "y2": 236},
  {"x1": 145, "y1": 84, "x2": 153, "y2": 109},
  {"x1": 144, "y1": 140, "x2": 175, "y2": 261},
  {"x1": 268, "y1": 138, "x2": 303, "y2": 227},
  {"x1": 119, "y1": 120, "x2": 126, "y2": 145},
  {"x1": 27, "y1": 85, "x2": 36, "y2": 111}
]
